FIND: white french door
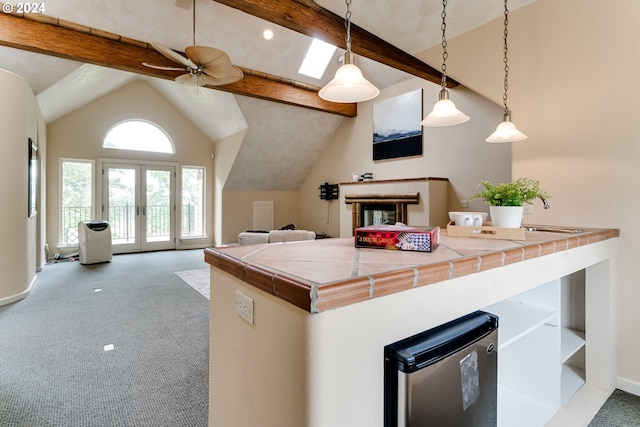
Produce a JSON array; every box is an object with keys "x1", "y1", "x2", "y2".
[{"x1": 102, "y1": 162, "x2": 176, "y2": 253}]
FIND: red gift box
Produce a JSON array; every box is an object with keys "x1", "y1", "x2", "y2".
[{"x1": 354, "y1": 224, "x2": 440, "y2": 252}]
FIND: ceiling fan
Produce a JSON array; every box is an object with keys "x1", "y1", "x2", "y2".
[{"x1": 142, "y1": 0, "x2": 243, "y2": 87}]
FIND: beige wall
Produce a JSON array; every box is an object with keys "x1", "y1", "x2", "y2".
[
  {"x1": 221, "y1": 190, "x2": 300, "y2": 245},
  {"x1": 213, "y1": 129, "x2": 246, "y2": 246},
  {"x1": 299, "y1": 78, "x2": 512, "y2": 237},
  {"x1": 46, "y1": 79, "x2": 216, "y2": 252},
  {"x1": 210, "y1": 268, "x2": 307, "y2": 426},
  {"x1": 0, "y1": 69, "x2": 45, "y2": 305},
  {"x1": 422, "y1": 0, "x2": 640, "y2": 392}
]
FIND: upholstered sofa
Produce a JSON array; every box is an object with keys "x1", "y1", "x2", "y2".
[{"x1": 238, "y1": 229, "x2": 316, "y2": 245}]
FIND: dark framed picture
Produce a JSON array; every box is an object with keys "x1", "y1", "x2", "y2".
[
  {"x1": 373, "y1": 89, "x2": 423, "y2": 161},
  {"x1": 28, "y1": 138, "x2": 37, "y2": 217}
]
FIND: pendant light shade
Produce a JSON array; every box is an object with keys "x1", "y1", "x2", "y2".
[
  {"x1": 421, "y1": 89, "x2": 470, "y2": 126},
  {"x1": 423, "y1": 0, "x2": 468, "y2": 127},
  {"x1": 486, "y1": 0, "x2": 527, "y2": 143},
  {"x1": 318, "y1": 53, "x2": 379, "y2": 103},
  {"x1": 486, "y1": 111, "x2": 527, "y2": 143},
  {"x1": 319, "y1": 0, "x2": 379, "y2": 103}
]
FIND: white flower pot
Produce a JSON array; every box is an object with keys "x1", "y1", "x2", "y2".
[{"x1": 490, "y1": 206, "x2": 524, "y2": 228}]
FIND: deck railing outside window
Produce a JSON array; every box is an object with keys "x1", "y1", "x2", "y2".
[{"x1": 62, "y1": 204, "x2": 202, "y2": 246}]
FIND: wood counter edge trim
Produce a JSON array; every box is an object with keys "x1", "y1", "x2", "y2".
[
  {"x1": 204, "y1": 247, "x2": 315, "y2": 312},
  {"x1": 204, "y1": 229, "x2": 620, "y2": 314}
]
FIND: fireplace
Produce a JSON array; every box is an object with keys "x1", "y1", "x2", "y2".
[
  {"x1": 345, "y1": 193, "x2": 420, "y2": 231},
  {"x1": 338, "y1": 177, "x2": 448, "y2": 238},
  {"x1": 361, "y1": 203, "x2": 396, "y2": 227}
]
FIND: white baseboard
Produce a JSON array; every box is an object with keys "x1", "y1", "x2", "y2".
[
  {"x1": 617, "y1": 377, "x2": 640, "y2": 396},
  {"x1": 0, "y1": 274, "x2": 36, "y2": 307},
  {"x1": 178, "y1": 243, "x2": 212, "y2": 250}
]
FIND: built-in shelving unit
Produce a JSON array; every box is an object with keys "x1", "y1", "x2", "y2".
[{"x1": 484, "y1": 270, "x2": 586, "y2": 427}]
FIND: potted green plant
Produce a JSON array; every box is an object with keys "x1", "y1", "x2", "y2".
[{"x1": 470, "y1": 177, "x2": 551, "y2": 228}]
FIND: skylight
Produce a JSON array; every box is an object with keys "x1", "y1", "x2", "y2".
[{"x1": 298, "y1": 39, "x2": 337, "y2": 80}]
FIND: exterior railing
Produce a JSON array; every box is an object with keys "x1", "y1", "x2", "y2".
[
  {"x1": 182, "y1": 204, "x2": 203, "y2": 237},
  {"x1": 62, "y1": 204, "x2": 203, "y2": 246},
  {"x1": 62, "y1": 206, "x2": 91, "y2": 246}
]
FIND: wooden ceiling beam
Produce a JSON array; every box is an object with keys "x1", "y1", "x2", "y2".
[
  {"x1": 0, "y1": 11, "x2": 356, "y2": 117},
  {"x1": 214, "y1": 0, "x2": 457, "y2": 88}
]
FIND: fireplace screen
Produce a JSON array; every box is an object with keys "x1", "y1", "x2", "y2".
[
  {"x1": 362, "y1": 204, "x2": 396, "y2": 227},
  {"x1": 345, "y1": 193, "x2": 419, "y2": 232}
]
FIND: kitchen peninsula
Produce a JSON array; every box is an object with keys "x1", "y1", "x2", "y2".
[{"x1": 205, "y1": 226, "x2": 619, "y2": 427}]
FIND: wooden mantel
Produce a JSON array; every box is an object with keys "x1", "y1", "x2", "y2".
[{"x1": 344, "y1": 193, "x2": 420, "y2": 205}]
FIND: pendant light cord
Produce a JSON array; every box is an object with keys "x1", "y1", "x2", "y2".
[
  {"x1": 502, "y1": 0, "x2": 510, "y2": 113},
  {"x1": 344, "y1": 0, "x2": 352, "y2": 54},
  {"x1": 439, "y1": 0, "x2": 449, "y2": 90}
]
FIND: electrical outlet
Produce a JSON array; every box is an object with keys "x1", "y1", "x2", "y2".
[
  {"x1": 235, "y1": 290, "x2": 254, "y2": 325},
  {"x1": 523, "y1": 203, "x2": 533, "y2": 214},
  {"x1": 460, "y1": 199, "x2": 468, "y2": 209}
]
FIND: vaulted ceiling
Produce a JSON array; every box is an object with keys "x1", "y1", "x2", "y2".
[{"x1": 0, "y1": 0, "x2": 537, "y2": 190}]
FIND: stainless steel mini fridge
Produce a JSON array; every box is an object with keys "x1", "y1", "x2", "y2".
[{"x1": 384, "y1": 311, "x2": 499, "y2": 427}]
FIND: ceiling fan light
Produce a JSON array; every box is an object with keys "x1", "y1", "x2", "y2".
[
  {"x1": 485, "y1": 116, "x2": 528, "y2": 143},
  {"x1": 422, "y1": 98, "x2": 470, "y2": 127},
  {"x1": 319, "y1": 63, "x2": 380, "y2": 103}
]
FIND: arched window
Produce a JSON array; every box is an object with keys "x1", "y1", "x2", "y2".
[{"x1": 103, "y1": 120, "x2": 175, "y2": 154}]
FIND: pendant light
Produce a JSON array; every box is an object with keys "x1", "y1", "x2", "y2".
[
  {"x1": 486, "y1": 0, "x2": 527, "y2": 143},
  {"x1": 318, "y1": 0, "x2": 379, "y2": 103},
  {"x1": 422, "y1": 0, "x2": 469, "y2": 127}
]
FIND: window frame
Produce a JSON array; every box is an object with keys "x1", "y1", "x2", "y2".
[{"x1": 103, "y1": 119, "x2": 176, "y2": 154}]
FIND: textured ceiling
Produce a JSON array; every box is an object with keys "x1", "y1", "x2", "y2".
[
  {"x1": 225, "y1": 96, "x2": 344, "y2": 190},
  {"x1": 0, "y1": 0, "x2": 538, "y2": 190}
]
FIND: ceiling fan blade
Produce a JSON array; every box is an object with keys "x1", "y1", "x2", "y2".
[
  {"x1": 174, "y1": 71, "x2": 242, "y2": 87},
  {"x1": 175, "y1": 73, "x2": 206, "y2": 87},
  {"x1": 185, "y1": 46, "x2": 230, "y2": 69},
  {"x1": 150, "y1": 41, "x2": 198, "y2": 70},
  {"x1": 142, "y1": 63, "x2": 186, "y2": 71},
  {"x1": 204, "y1": 66, "x2": 244, "y2": 85},
  {"x1": 185, "y1": 46, "x2": 244, "y2": 83}
]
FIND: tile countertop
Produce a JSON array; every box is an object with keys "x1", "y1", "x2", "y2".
[{"x1": 204, "y1": 226, "x2": 620, "y2": 313}]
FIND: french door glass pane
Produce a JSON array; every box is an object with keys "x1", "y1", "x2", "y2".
[
  {"x1": 108, "y1": 168, "x2": 136, "y2": 244},
  {"x1": 146, "y1": 169, "x2": 171, "y2": 242}
]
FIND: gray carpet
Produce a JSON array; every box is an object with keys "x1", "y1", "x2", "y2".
[
  {"x1": 0, "y1": 249, "x2": 209, "y2": 427},
  {"x1": 590, "y1": 389, "x2": 640, "y2": 426}
]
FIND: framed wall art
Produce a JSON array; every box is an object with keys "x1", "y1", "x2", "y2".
[{"x1": 372, "y1": 89, "x2": 423, "y2": 161}]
